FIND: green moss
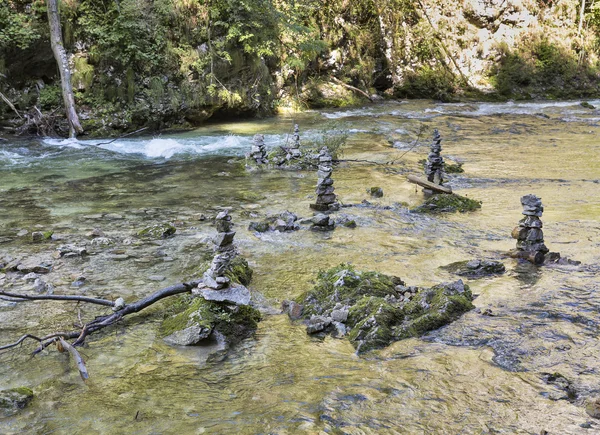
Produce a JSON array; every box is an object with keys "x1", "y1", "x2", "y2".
[
  {"x1": 137, "y1": 223, "x2": 176, "y2": 239},
  {"x1": 159, "y1": 296, "x2": 261, "y2": 344},
  {"x1": 445, "y1": 162, "x2": 464, "y2": 173},
  {"x1": 0, "y1": 387, "x2": 33, "y2": 411},
  {"x1": 412, "y1": 193, "x2": 481, "y2": 214},
  {"x1": 225, "y1": 256, "x2": 253, "y2": 286},
  {"x1": 297, "y1": 264, "x2": 402, "y2": 316},
  {"x1": 296, "y1": 264, "x2": 474, "y2": 353}
]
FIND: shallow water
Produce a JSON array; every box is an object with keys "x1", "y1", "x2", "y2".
[{"x1": 1, "y1": 100, "x2": 599, "y2": 434}]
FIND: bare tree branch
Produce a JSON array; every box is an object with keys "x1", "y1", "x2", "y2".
[
  {"x1": 0, "y1": 334, "x2": 42, "y2": 351},
  {"x1": 0, "y1": 291, "x2": 115, "y2": 307}
]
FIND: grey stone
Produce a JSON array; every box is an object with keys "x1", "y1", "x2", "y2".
[
  {"x1": 281, "y1": 300, "x2": 304, "y2": 319},
  {"x1": 148, "y1": 275, "x2": 166, "y2": 281},
  {"x1": 213, "y1": 231, "x2": 236, "y2": 247},
  {"x1": 331, "y1": 308, "x2": 349, "y2": 323},
  {"x1": 311, "y1": 214, "x2": 331, "y2": 226},
  {"x1": 22, "y1": 272, "x2": 40, "y2": 282},
  {"x1": 0, "y1": 387, "x2": 34, "y2": 417},
  {"x1": 163, "y1": 324, "x2": 212, "y2": 346},
  {"x1": 199, "y1": 284, "x2": 251, "y2": 305},
  {"x1": 306, "y1": 315, "x2": 331, "y2": 334}
]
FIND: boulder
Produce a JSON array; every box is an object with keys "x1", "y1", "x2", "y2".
[
  {"x1": 294, "y1": 264, "x2": 473, "y2": 353},
  {"x1": 160, "y1": 296, "x2": 261, "y2": 347}
]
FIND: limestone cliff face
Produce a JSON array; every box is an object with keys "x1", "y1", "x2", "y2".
[{"x1": 373, "y1": 0, "x2": 598, "y2": 97}]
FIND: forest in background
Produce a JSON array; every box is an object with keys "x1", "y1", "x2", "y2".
[{"x1": 1, "y1": 0, "x2": 600, "y2": 136}]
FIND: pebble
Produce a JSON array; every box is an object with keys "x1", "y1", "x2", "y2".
[{"x1": 148, "y1": 275, "x2": 166, "y2": 281}]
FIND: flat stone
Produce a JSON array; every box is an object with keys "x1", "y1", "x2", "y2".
[
  {"x1": 163, "y1": 325, "x2": 212, "y2": 346},
  {"x1": 213, "y1": 231, "x2": 235, "y2": 247},
  {"x1": 316, "y1": 193, "x2": 337, "y2": 204},
  {"x1": 309, "y1": 203, "x2": 330, "y2": 212},
  {"x1": 148, "y1": 275, "x2": 166, "y2": 281},
  {"x1": 318, "y1": 177, "x2": 334, "y2": 186},
  {"x1": 107, "y1": 254, "x2": 130, "y2": 261},
  {"x1": 200, "y1": 284, "x2": 251, "y2": 305},
  {"x1": 17, "y1": 261, "x2": 52, "y2": 274}
]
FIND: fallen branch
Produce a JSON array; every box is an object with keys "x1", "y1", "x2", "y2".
[
  {"x1": 93, "y1": 127, "x2": 149, "y2": 146},
  {"x1": 0, "y1": 291, "x2": 115, "y2": 307},
  {"x1": 407, "y1": 175, "x2": 453, "y2": 194},
  {"x1": 58, "y1": 337, "x2": 89, "y2": 380},
  {"x1": 0, "y1": 91, "x2": 22, "y2": 119},
  {"x1": 1, "y1": 279, "x2": 202, "y2": 363},
  {"x1": 0, "y1": 334, "x2": 42, "y2": 351},
  {"x1": 331, "y1": 77, "x2": 373, "y2": 102}
]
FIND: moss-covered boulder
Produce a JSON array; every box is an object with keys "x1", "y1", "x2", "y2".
[
  {"x1": 160, "y1": 296, "x2": 261, "y2": 347},
  {"x1": 412, "y1": 193, "x2": 481, "y2": 214},
  {"x1": 441, "y1": 259, "x2": 506, "y2": 278},
  {"x1": 0, "y1": 387, "x2": 34, "y2": 417},
  {"x1": 289, "y1": 264, "x2": 474, "y2": 353},
  {"x1": 137, "y1": 223, "x2": 176, "y2": 239}
]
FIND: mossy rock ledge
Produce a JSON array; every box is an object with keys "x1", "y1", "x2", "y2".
[
  {"x1": 159, "y1": 256, "x2": 260, "y2": 347},
  {"x1": 0, "y1": 387, "x2": 34, "y2": 417},
  {"x1": 412, "y1": 193, "x2": 481, "y2": 214},
  {"x1": 285, "y1": 264, "x2": 474, "y2": 353}
]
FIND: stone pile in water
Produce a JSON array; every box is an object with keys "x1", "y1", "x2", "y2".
[
  {"x1": 286, "y1": 124, "x2": 302, "y2": 161},
  {"x1": 309, "y1": 147, "x2": 339, "y2": 231},
  {"x1": 249, "y1": 134, "x2": 267, "y2": 165},
  {"x1": 510, "y1": 194, "x2": 549, "y2": 264},
  {"x1": 425, "y1": 129, "x2": 445, "y2": 187},
  {"x1": 196, "y1": 211, "x2": 251, "y2": 305}
]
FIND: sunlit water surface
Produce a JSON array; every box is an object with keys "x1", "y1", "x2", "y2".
[{"x1": 1, "y1": 100, "x2": 599, "y2": 434}]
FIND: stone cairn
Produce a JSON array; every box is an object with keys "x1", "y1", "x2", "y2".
[
  {"x1": 249, "y1": 134, "x2": 267, "y2": 165},
  {"x1": 309, "y1": 147, "x2": 339, "y2": 231},
  {"x1": 195, "y1": 210, "x2": 251, "y2": 304},
  {"x1": 286, "y1": 124, "x2": 302, "y2": 161},
  {"x1": 425, "y1": 129, "x2": 445, "y2": 186},
  {"x1": 510, "y1": 194, "x2": 549, "y2": 265},
  {"x1": 201, "y1": 211, "x2": 236, "y2": 290}
]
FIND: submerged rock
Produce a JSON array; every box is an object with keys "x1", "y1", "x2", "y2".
[
  {"x1": 248, "y1": 211, "x2": 299, "y2": 233},
  {"x1": 0, "y1": 387, "x2": 34, "y2": 417},
  {"x1": 137, "y1": 223, "x2": 176, "y2": 239},
  {"x1": 412, "y1": 193, "x2": 481, "y2": 214},
  {"x1": 442, "y1": 259, "x2": 506, "y2": 278},
  {"x1": 290, "y1": 264, "x2": 474, "y2": 353}
]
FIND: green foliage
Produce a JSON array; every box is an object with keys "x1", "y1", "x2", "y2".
[
  {"x1": 489, "y1": 36, "x2": 598, "y2": 99},
  {"x1": 0, "y1": 1, "x2": 42, "y2": 50},
  {"x1": 394, "y1": 66, "x2": 458, "y2": 102},
  {"x1": 37, "y1": 85, "x2": 62, "y2": 109}
]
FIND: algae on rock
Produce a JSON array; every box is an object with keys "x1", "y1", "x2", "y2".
[
  {"x1": 290, "y1": 264, "x2": 474, "y2": 353},
  {"x1": 0, "y1": 387, "x2": 34, "y2": 417},
  {"x1": 412, "y1": 193, "x2": 481, "y2": 214}
]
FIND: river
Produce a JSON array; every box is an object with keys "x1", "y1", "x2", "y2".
[{"x1": 1, "y1": 100, "x2": 599, "y2": 434}]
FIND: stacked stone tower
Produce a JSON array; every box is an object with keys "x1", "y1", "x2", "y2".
[
  {"x1": 511, "y1": 194, "x2": 549, "y2": 264},
  {"x1": 202, "y1": 211, "x2": 236, "y2": 290},
  {"x1": 249, "y1": 134, "x2": 267, "y2": 165},
  {"x1": 425, "y1": 129, "x2": 444, "y2": 185},
  {"x1": 287, "y1": 124, "x2": 302, "y2": 160},
  {"x1": 310, "y1": 147, "x2": 339, "y2": 213}
]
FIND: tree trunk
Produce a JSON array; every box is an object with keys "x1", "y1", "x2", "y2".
[{"x1": 47, "y1": 0, "x2": 83, "y2": 138}]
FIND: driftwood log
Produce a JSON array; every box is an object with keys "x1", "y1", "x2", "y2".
[{"x1": 407, "y1": 174, "x2": 453, "y2": 194}]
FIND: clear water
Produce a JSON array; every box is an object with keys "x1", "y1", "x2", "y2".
[{"x1": 1, "y1": 100, "x2": 599, "y2": 434}]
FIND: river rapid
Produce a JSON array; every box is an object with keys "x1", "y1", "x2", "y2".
[{"x1": 1, "y1": 100, "x2": 599, "y2": 434}]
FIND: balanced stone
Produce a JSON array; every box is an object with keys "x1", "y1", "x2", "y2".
[
  {"x1": 286, "y1": 124, "x2": 302, "y2": 161},
  {"x1": 310, "y1": 146, "x2": 340, "y2": 222},
  {"x1": 510, "y1": 194, "x2": 549, "y2": 263},
  {"x1": 249, "y1": 134, "x2": 267, "y2": 165},
  {"x1": 202, "y1": 211, "x2": 238, "y2": 290},
  {"x1": 424, "y1": 129, "x2": 445, "y2": 187}
]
